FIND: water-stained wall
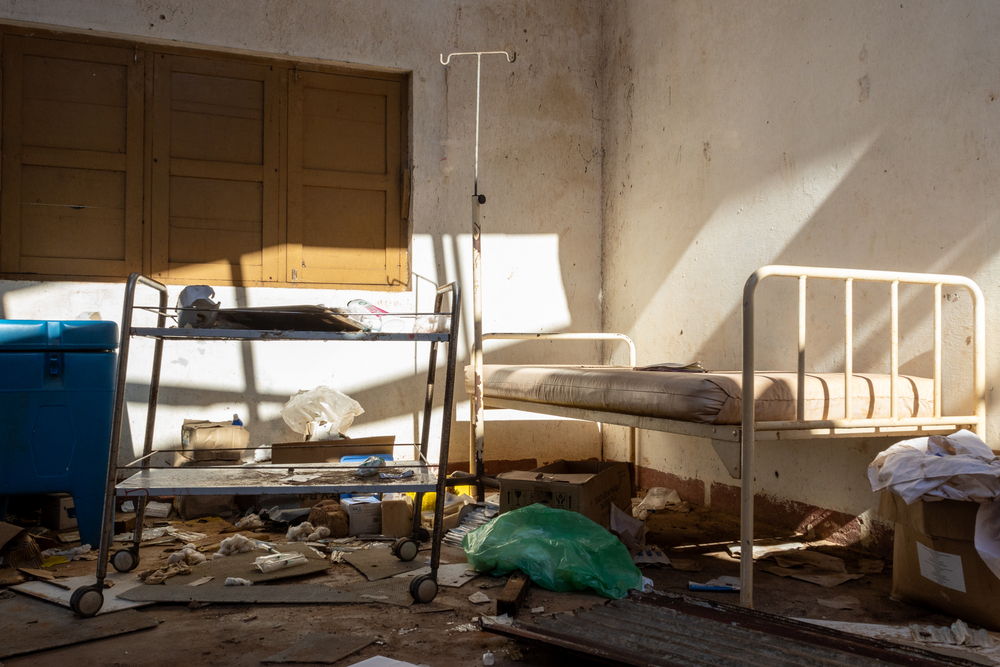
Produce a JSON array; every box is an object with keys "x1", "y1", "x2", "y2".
[{"x1": 600, "y1": 1, "x2": 999, "y2": 538}]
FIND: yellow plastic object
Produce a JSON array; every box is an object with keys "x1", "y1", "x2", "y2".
[
  {"x1": 406, "y1": 486, "x2": 475, "y2": 512},
  {"x1": 42, "y1": 555, "x2": 69, "y2": 568}
]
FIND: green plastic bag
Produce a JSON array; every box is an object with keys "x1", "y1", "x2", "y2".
[{"x1": 462, "y1": 504, "x2": 642, "y2": 599}]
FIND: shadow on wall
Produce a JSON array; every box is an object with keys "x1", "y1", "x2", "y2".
[{"x1": 604, "y1": 1, "x2": 995, "y2": 377}]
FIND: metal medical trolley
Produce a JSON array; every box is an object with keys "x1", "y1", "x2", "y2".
[{"x1": 71, "y1": 273, "x2": 460, "y2": 616}]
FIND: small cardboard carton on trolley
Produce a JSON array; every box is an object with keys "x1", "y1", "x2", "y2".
[{"x1": 173, "y1": 419, "x2": 249, "y2": 466}]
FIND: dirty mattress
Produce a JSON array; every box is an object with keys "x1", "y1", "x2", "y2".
[{"x1": 469, "y1": 365, "x2": 934, "y2": 425}]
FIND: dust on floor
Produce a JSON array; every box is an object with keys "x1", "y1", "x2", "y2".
[{"x1": 1, "y1": 507, "x2": 994, "y2": 666}]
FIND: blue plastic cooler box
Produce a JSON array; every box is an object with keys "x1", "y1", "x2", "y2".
[{"x1": 0, "y1": 320, "x2": 118, "y2": 545}]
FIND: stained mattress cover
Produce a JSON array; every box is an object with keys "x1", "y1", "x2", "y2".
[{"x1": 468, "y1": 365, "x2": 935, "y2": 425}]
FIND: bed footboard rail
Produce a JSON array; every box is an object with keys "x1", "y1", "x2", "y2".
[{"x1": 738, "y1": 264, "x2": 986, "y2": 608}]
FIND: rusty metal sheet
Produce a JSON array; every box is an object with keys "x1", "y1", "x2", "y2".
[{"x1": 482, "y1": 594, "x2": 977, "y2": 666}]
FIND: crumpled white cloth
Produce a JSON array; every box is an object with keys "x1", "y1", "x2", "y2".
[
  {"x1": 868, "y1": 429, "x2": 1000, "y2": 579},
  {"x1": 868, "y1": 429, "x2": 1000, "y2": 504}
]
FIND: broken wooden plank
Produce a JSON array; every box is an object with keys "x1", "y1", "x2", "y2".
[{"x1": 495, "y1": 571, "x2": 530, "y2": 617}]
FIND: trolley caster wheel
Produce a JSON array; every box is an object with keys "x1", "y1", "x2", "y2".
[
  {"x1": 111, "y1": 548, "x2": 139, "y2": 573},
  {"x1": 392, "y1": 537, "x2": 419, "y2": 562},
  {"x1": 70, "y1": 585, "x2": 105, "y2": 617},
  {"x1": 409, "y1": 574, "x2": 438, "y2": 604}
]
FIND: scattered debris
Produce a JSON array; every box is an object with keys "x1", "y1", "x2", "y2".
[
  {"x1": 40, "y1": 544, "x2": 92, "y2": 561},
  {"x1": 254, "y1": 552, "x2": 308, "y2": 573},
  {"x1": 449, "y1": 623, "x2": 478, "y2": 633},
  {"x1": 235, "y1": 514, "x2": 264, "y2": 531},
  {"x1": 166, "y1": 545, "x2": 207, "y2": 566},
  {"x1": 530, "y1": 606, "x2": 545, "y2": 613},
  {"x1": 911, "y1": 619, "x2": 994, "y2": 648},
  {"x1": 467, "y1": 591, "x2": 490, "y2": 604},
  {"x1": 287, "y1": 522, "x2": 315, "y2": 541},
  {"x1": 482, "y1": 650, "x2": 495, "y2": 666},
  {"x1": 726, "y1": 541, "x2": 807, "y2": 560},
  {"x1": 144, "y1": 501, "x2": 173, "y2": 518},
  {"x1": 760, "y1": 550, "x2": 865, "y2": 588},
  {"x1": 611, "y1": 503, "x2": 647, "y2": 550},
  {"x1": 188, "y1": 576, "x2": 213, "y2": 587},
  {"x1": 633, "y1": 545, "x2": 671, "y2": 566},
  {"x1": 138, "y1": 562, "x2": 192, "y2": 584},
  {"x1": 633, "y1": 487, "x2": 688, "y2": 519},
  {"x1": 397, "y1": 627, "x2": 418, "y2": 635},
  {"x1": 215, "y1": 533, "x2": 258, "y2": 557},
  {"x1": 442, "y1": 503, "x2": 499, "y2": 548},
  {"x1": 688, "y1": 576, "x2": 740, "y2": 592},
  {"x1": 224, "y1": 577, "x2": 254, "y2": 586}
]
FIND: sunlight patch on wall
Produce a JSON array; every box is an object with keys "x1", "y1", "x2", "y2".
[
  {"x1": 635, "y1": 131, "x2": 881, "y2": 350},
  {"x1": 455, "y1": 232, "x2": 571, "y2": 333}
]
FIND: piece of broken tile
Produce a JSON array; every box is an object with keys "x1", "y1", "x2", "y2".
[{"x1": 467, "y1": 591, "x2": 490, "y2": 604}]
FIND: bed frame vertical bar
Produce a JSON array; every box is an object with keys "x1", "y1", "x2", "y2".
[
  {"x1": 797, "y1": 276, "x2": 807, "y2": 422},
  {"x1": 933, "y1": 283, "x2": 942, "y2": 418},
  {"x1": 844, "y1": 279, "x2": 853, "y2": 419},
  {"x1": 890, "y1": 281, "x2": 899, "y2": 420},
  {"x1": 740, "y1": 270, "x2": 761, "y2": 609},
  {"x1": 972, "y1": 284, "x2": 986, "y2": 436}
]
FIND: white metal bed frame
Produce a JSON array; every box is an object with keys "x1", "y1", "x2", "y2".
[{"x1": 472, "y1": 265, "x2": 987, "y2": 608}]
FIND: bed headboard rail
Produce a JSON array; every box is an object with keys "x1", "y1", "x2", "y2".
[{"x1": 742, "y1": 265, "x2": 986, "y2": 434}]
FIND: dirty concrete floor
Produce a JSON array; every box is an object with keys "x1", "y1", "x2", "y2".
[{"x1": 1, "y1": 507, "x2": 992, "y2": 667}]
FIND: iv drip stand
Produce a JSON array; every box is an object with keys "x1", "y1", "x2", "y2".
[{"x1": 440, "y1": 50, "x2": 515, "y2": 500}]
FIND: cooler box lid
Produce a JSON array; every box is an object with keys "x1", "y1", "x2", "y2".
[{"x1": 0, "y1": 320, "x2": 118, "y2": 351}]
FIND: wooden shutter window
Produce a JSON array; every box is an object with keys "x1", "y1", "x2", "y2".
[
  {"x1": 287, "y1": 71, "x2": 404, "y2": 286},
  {"x1": 1, "y1": 36, "x2": 143, "y2": 277},
  {"x1": 1, "y1": 29, "x2": 409, "y2": 289},
  {"x1": 150, "y1": 54, "x2": 280, "y2": 283}
]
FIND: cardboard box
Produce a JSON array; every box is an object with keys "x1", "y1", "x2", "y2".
[
  {"x1": 41, "y1": 493, "x2": 77, "y2": 531},
  {"x1": 497, "y1": 460, "x2": 631, "y2": 528},
  {"x1": 271, "y1": 436, "x2": 397, "y2": 464},
  {"x1": 174, "y1": 420, "x2": 249, "y2": 466},
  {"x1": 881, "y1": 491, "x2": 1000, "y2": 630},
  {"x1": 341, "y1": 495, "x2": 381, "y2": 535},
  {"x1": 381, "y1": 493, "x2": 414, "y2": 537}
]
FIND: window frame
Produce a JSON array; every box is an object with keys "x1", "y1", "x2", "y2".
[{"x1": 0, "y1": 24, "x2": 411, "y2": 290}]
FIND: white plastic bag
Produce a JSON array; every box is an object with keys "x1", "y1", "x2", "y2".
[{"x1": 280, "y1": 386, "x2": 364, "y2": 438}]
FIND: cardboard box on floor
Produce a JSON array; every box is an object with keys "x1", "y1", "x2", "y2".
[
  {"x1": 881, "y1": 491, "x2": 1000, "y2": 631},
  {"x1": 271, "y1": 436, "x2": 398, "y2": 464},
  {"x1": 41, "y1": 493, "x2": 76, "y2": 531},
  {"x1": 341, "y1": 496, "x2": 381, "y2": 535},
  {"x1": 497, "y1": 460, "x2": 631, "y2": 528}
]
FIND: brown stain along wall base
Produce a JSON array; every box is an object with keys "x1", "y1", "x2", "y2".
[{"x1": 637, "y1": 465, "x2": 892, "y2": 557}]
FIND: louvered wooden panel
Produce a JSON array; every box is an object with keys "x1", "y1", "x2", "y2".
[
  {"x1": 287, "y1": 71, "x2": 404, "y2": 286},
  {"x1": 150, "y1": 53, "x2": 279, "y2": 283},
  {"x1": 1, "y1": 36, "x2": 142, "y2": 277}
]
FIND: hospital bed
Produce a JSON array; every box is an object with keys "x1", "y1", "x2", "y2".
[{"x1": 469, "y1": 265, "x2": 987, "y2": 607}]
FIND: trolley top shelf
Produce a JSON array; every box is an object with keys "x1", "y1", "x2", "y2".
[
  {"x1": 131, "y1": 327, "x2": 450, "y2": 343},
  {"x1": 116, "y1": 462, "x2": 441, "y2": 496}
]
